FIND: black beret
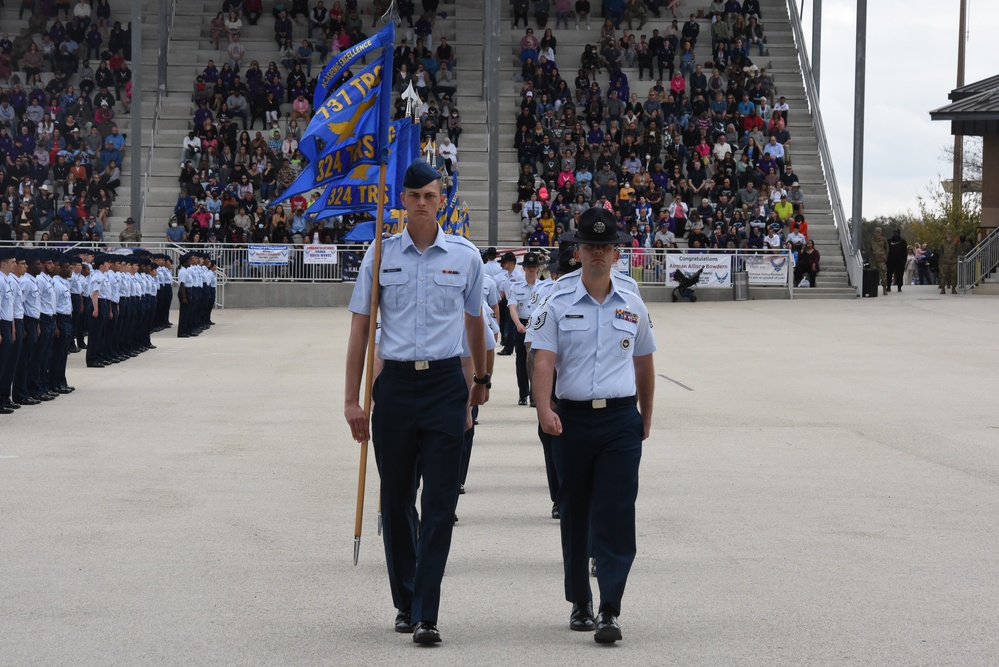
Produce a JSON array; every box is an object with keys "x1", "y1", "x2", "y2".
[{"x1": 402, "y1": 158, "x2": 441, "y2": 189}]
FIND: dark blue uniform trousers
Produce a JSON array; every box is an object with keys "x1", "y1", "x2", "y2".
[
  {"x1": 371, "y1": 358, "x2": 467, "y2": 625},
  {"x1": 553, "y1": 403, "x2": 643, "y2": 616},
  {"x1": 15, "y1": 316, "x2": 39, "y2": 398},
  {"x1": 49, "y1": 314, "x2": 72, "y2": 388},
  {"x1": 0, "y1": 320, "x2": 13, "y2": 401},
  {"x1": 87, "y1": 300, "x2": 107, "y2": 365},
  {"x1": 33, "y1": 315, "x2": 55, "y2": 395}
]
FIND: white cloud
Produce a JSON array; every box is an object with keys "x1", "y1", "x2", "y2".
[{"x1": 800, "y1": 0, "x2": 998, "y2": 217}]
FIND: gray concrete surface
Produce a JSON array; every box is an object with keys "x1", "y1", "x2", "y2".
[{"x1": 2, "y1": 285, "x2": 998, "y2": 666}]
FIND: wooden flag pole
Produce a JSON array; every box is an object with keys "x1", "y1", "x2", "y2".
[{"x1": 354, "y1": 162, "x2": 390, "y2": 566}]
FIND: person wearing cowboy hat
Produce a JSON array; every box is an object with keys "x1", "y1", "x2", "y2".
[
  {"x1": 508, "y1": 251, "x2": 544, "y2": 406},
  {"x1": 525, "y1": 244, "x2": 580, "y2": 519},
  {"x1": 531, "y1": 207, "x2": 657, "y2": 645}
]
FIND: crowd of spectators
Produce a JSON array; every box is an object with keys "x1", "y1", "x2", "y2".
[
  {"x1": 0, "y1": 0, "x2": 130, "y2": 245},
  {"x1": 511, "y1": 0, "x2": 813, "y2": 260},
  {"x1": 172, "y1": 0, "x2": 463, "y2": 246}
]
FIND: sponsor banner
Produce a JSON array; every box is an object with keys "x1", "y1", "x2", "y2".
[
  {"x1": 303, "y1": 244, "x2": 339, "y2": 265},
  {"x1": 665, "y1": 254, "x2": 732, "y2": 287},
  {"x1": 248, "y1": 244, "x2": 290, "y2": 265},
  {"x1": 744, "y1": 254, "x2": 790, "y2": 285}
]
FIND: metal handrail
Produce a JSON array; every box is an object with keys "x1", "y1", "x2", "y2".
[
  {"x1": 958, "y1": 226, "x2": 999, "y2": 292},
  {"x1": 140, "y1": 0, "x2": 176, "y2": 227},
  {"x1": 784, "y1": 0, "x2": 863, "y2": 296}
]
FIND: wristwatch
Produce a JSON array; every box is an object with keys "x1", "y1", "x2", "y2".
[{"x1": 473, "y1": 373, "x2": 491, "y2": 388}]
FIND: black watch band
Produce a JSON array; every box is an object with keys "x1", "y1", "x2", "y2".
[{"x1": 473, "y1": 373, "x2": 491, "y2": 386}]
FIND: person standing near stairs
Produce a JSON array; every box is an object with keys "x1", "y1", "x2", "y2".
[
  {"x1": 869, "y1": 227, "x2": 889, "y2": 296},
  {"x1": 937, "y1": 231, "x2": 959, "y2": 295}
]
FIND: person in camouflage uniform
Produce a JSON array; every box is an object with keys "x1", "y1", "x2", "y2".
[
  {"x1": 118, "y1": 217, "x2": 142, "y2": 245},
  {"x1": 937, "y1": 231, "x2": 959, "y2": 295},
  {"x1": 869, "y1": 227, "x2": 889, "y2": 295}
]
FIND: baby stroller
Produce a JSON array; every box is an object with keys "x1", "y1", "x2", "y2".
[{"x1": 671, "y1": 268, "x2": 703, "y2": 303}]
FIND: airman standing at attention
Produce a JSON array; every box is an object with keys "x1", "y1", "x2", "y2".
[{"x1": 532, "y1": 207, "x2": 657, "y2": 645}]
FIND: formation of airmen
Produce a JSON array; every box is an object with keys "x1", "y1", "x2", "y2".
[
  {"x1": 0, "y1": 245, "x2": 217, "y2": 414},
  {"x1": 176, "y1": 252, "x2": 218, "y2": 338}
]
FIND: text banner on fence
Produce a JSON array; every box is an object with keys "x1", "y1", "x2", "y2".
[
  {"x1": 743, "y1": 255, "x2": 790, "y2": 285},
  {"x1": 248, "y1": 245, "x2": 290, "y2": 265},
  {"x1": 665, "y1": 254, "x2": 733, "y2": 287},
  {"x1": 303, "y1": 244, "x2": 339, "y2": 265}
]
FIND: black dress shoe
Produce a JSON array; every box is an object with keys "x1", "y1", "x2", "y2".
[
  {"x1": 58, "y1": 386, "x2": 75, "y2": 393},
  {"x1": 42, "y1": 391, "x2": 59, "y2": 399},
  {"x1": 68, "y1": 346, "x2": 80, "y2": 353},
  {"x1": 2, "y1": 400, "x2": 21, "y2": 410},
  {"x1": 551, "y1": 502, "x2": 560, "y2": 519},
  {"x1": 569, "y1": 602, "x2": 595, "y2": 631},
  {"x1": 87, "y1": 363, "x2": 106, "y2": 368},
  {"x1": 34, "y1": 393, "x2": 55, "y2": 401},
  {"x1": 458, "y1": 484, "x2": 465, "y2": 495},
  {"x1": 0, "y1": 405, "x2": 13, "y2": 414},
  {"x1": 52, "y1": 387, "x2": 73, "y2": 395},
  {"x1": 79, "y1": 342, "x2": 88, "y2": 349},
  {"x1": 395, "y1": 609, "x2": 412, "y2": 633},
  {"x1": 14, "y1": 396, "x2": 40, "y2": 406},
  {"x1": 178, "y1": 334, "x2": 191, "y2": 338},
  {"x1": 518, "y1": 398, "x2": 528, "y2": 406},
  {"x1": 412, "y1": 622, "x2": 442, "y2": 644},
  {"x1": 594, "y1": 611, "x2": 622, "y2": 643}
]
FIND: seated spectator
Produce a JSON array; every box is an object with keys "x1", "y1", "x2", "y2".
[
  {"x1": 274, "y1": 10, "x2": 293, "y2": 49},
  {"x1": 289, "y1": 93, "x2": 310, "y2": 122}
]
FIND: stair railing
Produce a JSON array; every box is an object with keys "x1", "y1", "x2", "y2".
[{"x1": 784, "y1": 0, "x2": 863, "y2": 296}]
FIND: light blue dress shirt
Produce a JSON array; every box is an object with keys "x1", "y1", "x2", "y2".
[
  {"x1": 36, "y1": 273, "x2": 55, "y2": 315},
  {"x1": 53, "y1": 275, "x2": 72, "y2": 315},
  {"x1": 348, "y1": 226, "x2": 484, "y2": 362},
  {"x1": 0, "y1": 273, "x2": 13, "y2": 322},
  {"x1": 531, "y1": 273, "x2": 657, "y2": 401},
  {"x1": 22, "y1": 274, "x2": 40, "y2": 319}
]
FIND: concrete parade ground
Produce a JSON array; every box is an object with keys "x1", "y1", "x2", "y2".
[{"x1": 2, "y1": 286, "x2": 998, "y2": 666}]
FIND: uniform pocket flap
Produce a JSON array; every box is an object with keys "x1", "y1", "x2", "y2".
[
  {"x1": 612, "y1": 317, "x2": 639, "y2": 335},
  {"x1": 379, "y1": 270, "x2": 410, "y2": 286},
  {"x1": 433, "y1": 272, "x2": 466, "y2": 288},
  {"x1": 558, "y1": 315, "x2": 590, "y2": 331}
]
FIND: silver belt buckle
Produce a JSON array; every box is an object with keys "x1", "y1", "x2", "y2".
[
  {"x1": 592, "y1": 399, "x2": 607, "y2": 409},
  {"x1": 414, "y1": 360, "x2": 430, "y2": 371}
]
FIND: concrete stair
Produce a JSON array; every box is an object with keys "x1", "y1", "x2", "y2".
[
  {"x1": 133, "y1": 0, "x2": 479, "y2": 242},
  {"x1": 489, "y1": 0, "x2": 850, "y2": 296},
  {"x1": 0, "y1": 2, "x2": 139, "y2": 238}
]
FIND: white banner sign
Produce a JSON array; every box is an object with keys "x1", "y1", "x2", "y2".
[
  {"x1": 744, "y1": 255, "x2": 790, "y2": 285},
  {"x1": 665, "y1": 254, "x2": 732, "y2": 288},
  {"x1": 247, "y1": 244, "x2": 290, "y2": 265},
  {"x1": 303, "y1": 244, "x2": 339, "y2": 265}
]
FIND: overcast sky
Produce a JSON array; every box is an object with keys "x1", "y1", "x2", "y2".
[{"x1": 798, "y1": 0, "x2": 997, "y2": 218}]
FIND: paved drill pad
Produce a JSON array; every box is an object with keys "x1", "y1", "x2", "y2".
[{"x1": 2, "y1": 287, "x2": 998, "y2": 665}]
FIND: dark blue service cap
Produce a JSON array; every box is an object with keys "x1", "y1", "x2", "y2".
[
  {"x1": 14, "y1": 248, "x2": 27, "y2": 262},
  {"x1": 56, "y1": 253, "x2": 72, "y2": 264},
  {"x1": 0, "y1": 248, "x2": 16, "y2": 261},
  {"x1": 66, "y1": 254, "x2": 83, "y2": 264},
  {"x1": 402, "y1": 158, "x2": 442, "y2": 189}
]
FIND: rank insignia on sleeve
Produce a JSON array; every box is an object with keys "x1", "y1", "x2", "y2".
[
  {"x1": 615, "y1": 309, "x2": 639, "y2": 324},
  {"x1": 533, "y1": 311, "x2": 547, "y2": 329}
]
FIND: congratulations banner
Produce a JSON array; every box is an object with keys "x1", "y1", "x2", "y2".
[
  {"x1": 743, "y1": 254, "x2": 790, "y2": 285},
  {"x1": 665, "y1": 254, "x2": 733, "y2": 288},
  {"x1": 303, "y1": 244, "x2": 339, "y2": 265},
  {"x1": 247, "y1": 244, "x2": 290, "y2": 265}
]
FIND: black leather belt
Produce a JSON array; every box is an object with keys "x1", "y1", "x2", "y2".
[
  {"x1": 558, "y1": 396, "x2": 637, "y2": 410},
  {"x1": 382, "y1": 357, "x2": 461, "y2": 372}
]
